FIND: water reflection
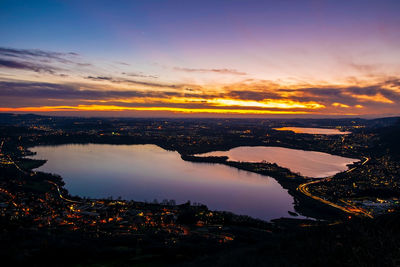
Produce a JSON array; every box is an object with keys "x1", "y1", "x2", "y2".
[
  {"x1": 30, "y1": 144, "x2": 299, "y2": 221},
  {"x1": 198, "y1": 146, "x2": 359, "y2": 178}
]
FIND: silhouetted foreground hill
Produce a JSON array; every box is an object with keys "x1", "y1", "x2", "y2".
[
  {"x1": 186, "y1": 213, "x2": 400, "y2": 267},
  {"x1": 2, "y1": 213, "x2": 400, "y2": 266}
]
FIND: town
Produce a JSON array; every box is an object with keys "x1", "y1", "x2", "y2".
[{"x1": 0, "y1": 113, "x2": 399, "y2": 265}]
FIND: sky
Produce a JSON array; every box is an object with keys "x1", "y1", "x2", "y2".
[{"x1": 0, "y1": 0, "x2": 399, "y2": 118}]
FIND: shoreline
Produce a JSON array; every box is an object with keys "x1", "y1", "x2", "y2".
[{"x1": 25, "y1": 142, "x2": 359, "y2": 221}]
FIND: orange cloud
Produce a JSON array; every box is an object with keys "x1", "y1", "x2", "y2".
[
  {"x1": 0, "y1": 105, "x2": 310, "y2": 115},
  {"x1": 79, "y1": 96, "x2": 325, "y2": 110},
  {"x1": 332, "y1": 102, "x2": 350, "y2": 108},
  {"x1": 345, "y1": 93, "x2": 394, "y2": 104}
]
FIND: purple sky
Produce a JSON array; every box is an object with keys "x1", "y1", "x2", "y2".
[{"x1": 0, "y1": 0, "x2": 399, "y2": 117}]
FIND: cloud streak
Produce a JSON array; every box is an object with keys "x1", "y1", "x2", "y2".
[
  {"x1": 0, "y1": 59, "x2": 61, "y2": 74},
  {"x1": 0, "y1": 81, "x2": 181, "y2": 100},
  {"x1": 0, "y1": 47, "x2": 92, "y2": 76},
  {"x1": 122, "y1": 72, "x2": 159, "y2": 79},
  {"x1": 174, "y1": 67, "x2": 247, "y2": 75},
  {"x1": 0, "y1": 47, "x2": 78, "y2": 64},
  {"x1": 85, "y1": 76, "x2": 179, "y2": 88}
]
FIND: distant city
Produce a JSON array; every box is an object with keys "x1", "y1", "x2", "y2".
[{"x1": 0, "y1": 113, "x2": 399, "y2": 265}]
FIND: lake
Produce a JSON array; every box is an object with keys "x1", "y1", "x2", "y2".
[
  {"x1": 197, "y1": 146, "x2": 359, "y2": 178},
  {"x1": 30, "y1": 144, "x2": 300, "y2": 221},
  {"x1": 274, "y1": 127, "x2": 351, "y2": 135},
  {"x1": 29, "y1": 144, "x2": 357, "y2": 220}
]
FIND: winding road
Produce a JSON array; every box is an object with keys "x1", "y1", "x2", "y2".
[{"x1": 297, "y1": 157, "x2": 372, "y2": 218}]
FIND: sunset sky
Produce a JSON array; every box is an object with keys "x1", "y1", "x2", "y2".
[{"x1": 1, "y1": 0, "x2": 399, "y2": 117}]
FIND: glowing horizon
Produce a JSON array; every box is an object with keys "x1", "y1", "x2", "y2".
[{"x1": 0, "y1": 0, "x2": 399, "y2": 117}]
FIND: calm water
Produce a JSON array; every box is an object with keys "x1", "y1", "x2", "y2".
[
  {"x1": 30, "y1": 144, "x2": 302, "y2": 221},
  {"x1": 274, "y1": 127, "x2": 351, "y2": 135},
  {"x1": 198, "y1": 146, "x2": 359, "y2": 178}
]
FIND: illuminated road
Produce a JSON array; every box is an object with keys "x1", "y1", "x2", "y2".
[
  {"x1": 46, "y1": 180, "x2": 81, "y2": 203},
  {"x1": 297, "y1": 157, "x2": 373, "y2": 218},
  {"x1": 6, "y1": 155, "x2": 29, "y2": 175},
  {"x1": 0, "y1": 187, "x2": 18, "y2": 207},
  {"x1": 1, "y1": 140, "x2": 28, "y2": 174},
  {"x1": 1, "y1": 140, "x2": 79, "y2": 204}
]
